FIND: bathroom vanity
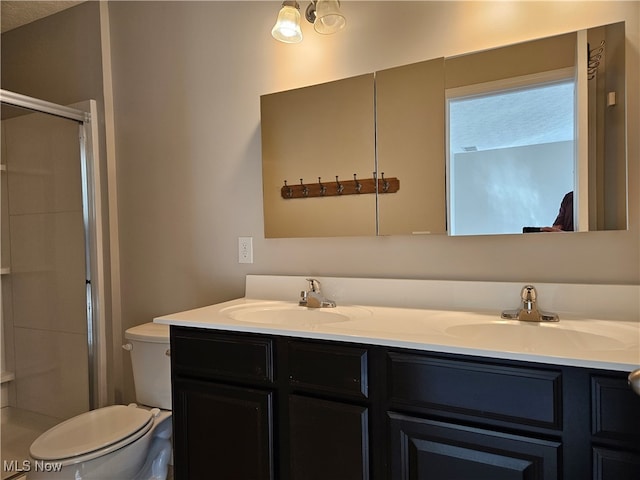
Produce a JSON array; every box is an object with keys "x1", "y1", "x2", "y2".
[{"x1": 156, "y1": 276, "x2": 640, "y2": 480}]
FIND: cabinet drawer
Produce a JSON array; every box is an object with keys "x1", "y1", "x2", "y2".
[
  {"x1": 592, "y1": 375, "x2": 640, "y2": 444},
  {"x1": 288, "y1": 341, "x2": 368, "y2": 399},
  {"x1": 389, "y1": 352, "x2": 562, "y2": 430},
  {"x1": 171, "y1": 327, "x2": 274, "y2": 383}
]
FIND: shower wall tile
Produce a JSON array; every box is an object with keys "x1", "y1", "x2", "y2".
[
  {"x1": 13, "y1": 326, "x2": 89, "y2": 420},
  {"x1": 2, "y1": 107, "x2": 91, "y2": 424},
  {"x1": 9, "y1": 211, "x2": 86, "y2": 334},
  {"x1": 4, "y1": 112, "x2": 82, "y2": 216}
]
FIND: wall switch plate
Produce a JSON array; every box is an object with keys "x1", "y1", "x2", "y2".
[{"x1": 238, "y1": 236, "x2": 253, "y2": 264}]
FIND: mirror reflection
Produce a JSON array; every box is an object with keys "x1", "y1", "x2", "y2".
[
  {"x1": 260, "y1": 21, "x2": 627, "y2": 238},
  {"x1": 447, "y1": 76, "x2": 576, "y2": 236}
]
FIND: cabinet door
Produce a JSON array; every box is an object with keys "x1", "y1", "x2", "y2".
[
  {"x1": 591, "y1": 374, "x2": 640, "y2": 479},
  {"x1": 376, "y1": 58, "x2": 446, "y2": 235},
  {"x1": 389, "y1": 412, "x2": 560, "y2": 480},
  {"x1": 289, "y1": 395, "x2": 369, "y2": 480},
  {"x1": 591, "y1": 375, "x2": 640, "y2": 444},
  {"x1": 593, "y1": 447, "x2": 640, "y2": 480},
  {"x1": 261, "y1": 74, "x2": 376, "y2": 238},
  {"x1": 173, "y1": 378, "x2": 274, "y2": 480}
]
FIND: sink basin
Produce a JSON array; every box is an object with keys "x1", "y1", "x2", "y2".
[
  {"x1": 220, "y1": 302, "x2": 371, "y2": 327},
  {"x1": 445, "y1": 322, "x2": 627, "y2": 352}
]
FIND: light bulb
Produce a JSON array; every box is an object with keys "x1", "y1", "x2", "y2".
[
  {"x1": 271, "y1": 2, "x2": 303, "y2": 44},
  {"x1": 314, "y1": 0, "x2": 346, "y2": 35}
]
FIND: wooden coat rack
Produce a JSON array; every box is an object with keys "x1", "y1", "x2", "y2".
[{"x1": 281, "y1": 173, "x2": 399, "y2": 199}]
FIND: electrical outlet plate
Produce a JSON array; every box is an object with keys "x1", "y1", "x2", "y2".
[{"x1": 238, "y1": 237, "x2": 253, "y2": 264}]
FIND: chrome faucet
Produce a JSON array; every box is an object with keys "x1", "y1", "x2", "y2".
[
  {"x1": 299, "y1": 278, "x2": 336, "y2": 308},
  {"x1": 501, "y1": 285, "x2": 559, "y2": 322}
]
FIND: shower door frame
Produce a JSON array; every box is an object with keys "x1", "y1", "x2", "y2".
[{"x1": 0, "y1": 89, "x2": 107, "y2": 409}]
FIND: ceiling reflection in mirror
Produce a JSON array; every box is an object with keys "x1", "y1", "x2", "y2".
[{"x1": 260, "y1": 21, "x2": 627, "y2": 238}]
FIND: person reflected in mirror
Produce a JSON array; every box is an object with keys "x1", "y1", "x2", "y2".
[{"x1": 542, "y1": 191, "x2": 573, "y2": 232}]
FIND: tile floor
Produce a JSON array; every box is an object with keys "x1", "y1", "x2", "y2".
[{"x1": 1, "y1": 407, "x2": 59, "y2": 480}]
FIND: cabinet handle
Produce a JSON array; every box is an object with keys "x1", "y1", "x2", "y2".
[{"x1": 629, "y1": 369, "x2": 640, "y2": 396}]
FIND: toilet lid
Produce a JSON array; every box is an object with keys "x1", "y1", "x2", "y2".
[
  {"x1": 125, "y1": 322, "x2": 170, "y2": 343},
  {"x1": 30, "y1": 405, "x2": 154, "y2": 461}
]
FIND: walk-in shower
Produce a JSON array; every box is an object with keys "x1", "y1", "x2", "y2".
[{"x1": 0, "y1": 90, "x2": 105, "y2": 480}]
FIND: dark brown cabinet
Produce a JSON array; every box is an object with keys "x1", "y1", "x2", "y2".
[
  {"x1": 172, "y1": 378, "x2": 274, "y2": 479},
  {"x1": 170, "y1": 326, "x2": 640, "y2": 480},
  {"x1": 170, "y1": 328, "x2": 276, "y2": 479},
  {"x1": 387, "y1": 351, "x2": 640, "y2": 480},
  {"x1": 387, "y1": 352, "x2": 563, "y2": 479},
  {"x1": 286, "y1": 341, "x2": 372, "y2": 480},
  {"x1": 170, "y1": 327, "x2": 376, "y2": 480}
]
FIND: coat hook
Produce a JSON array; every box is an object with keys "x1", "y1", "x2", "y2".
[
  {"x1": 318, "y1": 177, "x2": 326, "y2": 196},
  {"x1": 353, "y1": 173, "x2": 362, "y2": 193},
  {"x1": 335, "y1": 175, "x2": 344, "y2": 194},
  {"x1": 381, "y1": 172, "x2": 390, "y2": 193},
  {"x1": 300, "y1": 178, "x2": 309, "y2": 197},
  {"x1": 283, "y1": 180, "x2": 293, "y2": 198}
]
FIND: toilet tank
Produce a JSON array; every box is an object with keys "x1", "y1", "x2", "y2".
[{"x1": 124, "y1": 322, "x2": 171, "y2": 410}]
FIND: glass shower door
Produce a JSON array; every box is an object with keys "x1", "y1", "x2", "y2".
[{"x1": 1, "y1": 104, "x2": 90, "y2": 479}]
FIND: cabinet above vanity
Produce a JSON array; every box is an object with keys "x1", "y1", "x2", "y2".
[{"x1": 260, "y1": 22, "x2": 627, "y2": 238}]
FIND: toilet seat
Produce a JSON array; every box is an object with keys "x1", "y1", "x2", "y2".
[{"x1": 30, "y1": 405, "x2": 155, "y2": 464}]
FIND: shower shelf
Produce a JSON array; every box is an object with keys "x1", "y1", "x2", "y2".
[
  {"x1": 0, "y1": 268, "x2": 10, "y2": 275},
  {"x1": 0, "y1": 371, "x2": 15, "y2": 384},
  {"x1": 0, "y1": 164, "x2": 6, "y2": 171}
]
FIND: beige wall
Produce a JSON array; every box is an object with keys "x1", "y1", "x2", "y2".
[
  {"x1": 3, "y1": 1, "x2": 638, "y2": 403},
  {"x1": 107, "y1": 0, "x2": 639, "y2": 401}
]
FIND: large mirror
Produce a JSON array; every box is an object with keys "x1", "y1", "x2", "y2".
[{"x1": 260, "y1": 22, "x2": 627, "y2": 238}]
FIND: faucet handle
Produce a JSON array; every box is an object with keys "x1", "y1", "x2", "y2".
[
  {"x1": 305, "y1": 278, "x2": 320, "y2": 292},
  {"x1": 521, "y1": 285, "x2": 537, "y2": 302},
  {"x1": 299, "y1": 290, "x2": 308, "y2": 306}
]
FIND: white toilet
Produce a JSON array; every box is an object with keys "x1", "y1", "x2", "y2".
[{"x1": 27, "y1": 323, "x2": 172, "y2": 480}]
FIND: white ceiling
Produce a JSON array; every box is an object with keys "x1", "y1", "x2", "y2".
[
  {"x1": 1, "y1": 1, "x2": 85, "y2": 33},
  {"x1": 449, "y1": 81, "x2": 575, "y2": 154}
]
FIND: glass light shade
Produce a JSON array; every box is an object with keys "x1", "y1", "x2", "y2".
[
  {"x1": 271, "y1": 4, "x2": 303, "y2": 44},
  {"x1": 313, "y1": 0, "x2": 346, "y2": 35}
]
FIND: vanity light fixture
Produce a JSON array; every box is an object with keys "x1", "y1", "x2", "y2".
[
  {"x1": 271, "y1": 1, "x2": 303, "y2": 43},
  {"x1": 271, "y1": 0, "x2": 346, "y2": 44}
]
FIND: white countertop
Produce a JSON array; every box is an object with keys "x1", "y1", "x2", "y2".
[{"x1": 155, "y1": 275, "x2": 640, "y2": 372}]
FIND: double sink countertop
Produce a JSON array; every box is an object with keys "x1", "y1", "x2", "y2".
[{"x1": 155, "y1": 275, "x2": 640, "y2": 372}]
